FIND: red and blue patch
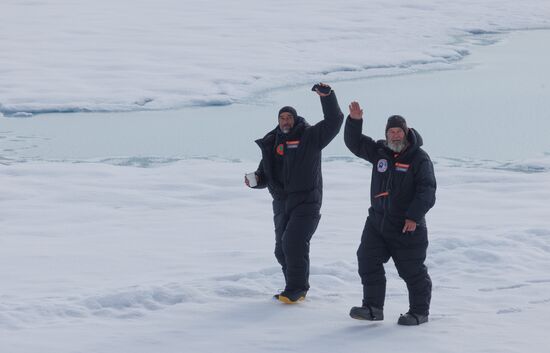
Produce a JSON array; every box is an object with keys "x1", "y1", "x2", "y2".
[
  {"x1": 286, "y1": 140, "x2": 300, "y2": 149},
  {"x1": 395, "y1": 162, "x2": 410, "y2": 172}
]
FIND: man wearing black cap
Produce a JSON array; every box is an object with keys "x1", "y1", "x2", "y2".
[
  {"x1": 344, "y1": 101, "x2": 436, "y2": 325},
  {"x1": 245, "y1": 83, "x2": 343, "y2": 303}
]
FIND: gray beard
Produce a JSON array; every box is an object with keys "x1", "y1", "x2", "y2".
[{"x1": 387, "y1": 140, "x2": 407, "y2": 153}]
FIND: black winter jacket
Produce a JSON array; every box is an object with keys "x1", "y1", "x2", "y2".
[
  {"x1": 254, "y1": 93, "x2": 343, "y2": 213},
  {"x1": 344, "y1": 117, "x2": 436, "y2": 232}
]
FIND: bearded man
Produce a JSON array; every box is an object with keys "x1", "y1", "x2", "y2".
[{"x1": 344, "y1": 101, "x2": 436, "y2": 325}]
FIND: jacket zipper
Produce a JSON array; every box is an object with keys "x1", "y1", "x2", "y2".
[{"x1": 380, "y1": 161, "x2": 394, "y2": 233}]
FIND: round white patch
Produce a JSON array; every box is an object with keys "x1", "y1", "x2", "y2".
[{"x1": 377, "y1": 159, "x2": 388, "y2": 173}]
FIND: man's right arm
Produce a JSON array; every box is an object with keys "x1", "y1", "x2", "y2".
[{"x1": 344, "y1": 102, "x2": 378, "y2": 162}]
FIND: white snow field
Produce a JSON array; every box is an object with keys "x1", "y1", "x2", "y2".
[
  {"x1": 1, "y1": 0, "x2": 550, "y2": 352},
  {"x1": 1, "y1": 157, "x2": 549, "y2": 352},
  {"x1": 1, "y1": 0, "x2": 550, "y2": 115}
]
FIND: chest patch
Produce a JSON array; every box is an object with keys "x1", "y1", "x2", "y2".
[
  {"x1": 377, "y1": 159, "x2": 388, "y2": 173},
  {"x1": 395, "y1": 162, "x2": 410, "y2": 172},
  {"x1": 276, "y1": 143, "x2": 284, "y2": 156},
  {"x1": 286, "y1": 140, "x2": 300, "y2": 149}
]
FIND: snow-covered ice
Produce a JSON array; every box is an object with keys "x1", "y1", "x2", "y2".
[
  {"x1": 1, "y1": 157, "x2": 549, "y2": 352},
  {"x1": 1, "y1": 1, "x2": 550, "y2": 352},
  {"x1": 1, "y1": 0, "x2": 550, "y2": 115}
]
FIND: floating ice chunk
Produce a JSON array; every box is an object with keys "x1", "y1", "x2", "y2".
[{"x1": 11, "y1": 112, "x2": 34, "y2": 118}]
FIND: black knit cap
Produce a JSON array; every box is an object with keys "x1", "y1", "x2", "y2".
[
  {"x1": 386, "y1": 115, "x2": 408, "y2": 135},
  {"x1": 278, "y1": 106, "x2": 297, "y2": 119}
]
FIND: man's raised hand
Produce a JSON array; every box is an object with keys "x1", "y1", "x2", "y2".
[
  {"x1": 313, "y1": 83, "x2": 332, "y2": 97},
  {"x1": 349, "y1": 101, "x2": 363, "y2": 120}
]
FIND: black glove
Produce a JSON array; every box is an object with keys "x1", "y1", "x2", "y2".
[{"x1": 311, "y1": 83, "x2": 332, "y2": 95}]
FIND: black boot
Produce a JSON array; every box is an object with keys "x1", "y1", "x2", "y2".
[
  {"x1": 397, "y1": 312, "x2": 428, "y2": 326},
  {"x1": 349, "y1": 305, "x2": 384, "y2": 321},
  {"x1": 276, "y1": 289, "x2": 307, "y2": 304}
]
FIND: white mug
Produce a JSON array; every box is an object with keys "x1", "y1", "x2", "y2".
[{"x1": 245, "y1": 172, "x2": 258, "y2": 187}]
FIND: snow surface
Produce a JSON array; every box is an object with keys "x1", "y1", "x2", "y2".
[
  {"x1": 1, "y1": 1, "x2": 550, "y2": 352},
  {"x1": 1, "y1": 0, "x2": 550, "y2": 115},
  {"x1": 1, "y1": 157, "x2": 549, "y2": 352}
]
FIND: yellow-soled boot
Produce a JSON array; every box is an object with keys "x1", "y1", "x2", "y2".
[{"x1": 275, "y1": 289, "x2": 307, "y2": 304}]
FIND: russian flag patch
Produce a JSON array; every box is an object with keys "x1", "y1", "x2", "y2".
[
  {"x1": 286, "y1": 140, "x2": 300, "y2": 149},
  {"x1": 395, "y1": 162, "x2": 410, "y2": 172}
]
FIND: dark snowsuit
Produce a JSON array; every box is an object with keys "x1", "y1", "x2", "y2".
[
  {"x1": 253, "y1": 93, "x2": 343, "y2": 292},
  {"x1": 344, "y1": 117, "x2": 436, "y2": 315}
]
